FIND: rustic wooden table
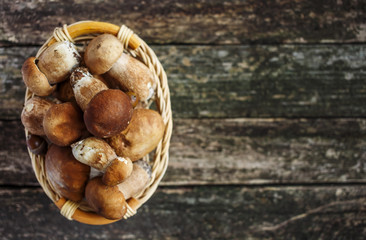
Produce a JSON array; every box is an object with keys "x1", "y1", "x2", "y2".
[{"x1": 1, "y1": 1, "x2": 366, "y2": 239}]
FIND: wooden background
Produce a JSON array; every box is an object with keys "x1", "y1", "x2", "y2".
[{"x1": 1, "y1": 0, "x2": 366, "y2": 239}]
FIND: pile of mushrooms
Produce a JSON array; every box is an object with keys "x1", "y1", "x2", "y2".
[{"x1": 21, "y1": 34, "x2": 165, "y2": 220}]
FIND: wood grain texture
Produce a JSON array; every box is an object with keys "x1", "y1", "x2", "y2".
[
  {"x1": 2, "y1": 44, "x2": 366, "y2": 119},
  {"x1": 1, "y1": 186, "x2": 365, "y2": 239},
  {"x1": 1, "y1": 0, "x2": 366, "y2": 45},
  {"x1": 2, "y1": 118, "x2": 366, "y2": 186}
]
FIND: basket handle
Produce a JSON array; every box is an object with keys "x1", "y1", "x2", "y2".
[
  {"x1": 47, "y1": 21, "x2": 141, "y2": 50},
  {"x1": 55, "y1": 197, "x2": 140, "y2": 225}
]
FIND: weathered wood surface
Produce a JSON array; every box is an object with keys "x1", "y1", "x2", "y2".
[
  {"x1": 1, "y1": 0, "x2": 366, "y2": 45},
  {"x1": 2, "y1": 44, "x2": 366, "y2": 119},
  {"x1": 1, "y1": 186, "x2": 365, "y2": 239},
  {"x1": 2, "y1": 118, "x2": 366, "y2": 186}
]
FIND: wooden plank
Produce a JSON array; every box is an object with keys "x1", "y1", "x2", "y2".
[
  {"x1": 2, "y1": 118, "x2": 366, "y2": 186},
  {"x1": 2, "y1": 44, "x2": 366, "y2": 119},
  {"x1": 1, "y1": 0, "x2": 366, "y2": 45},
  {"x1": 1, "y1": 185, "x2": 365, "y2": 239}
]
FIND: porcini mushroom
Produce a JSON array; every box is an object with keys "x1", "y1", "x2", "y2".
[
  {"x1": 70, "y1": 67, "x2": 108, "y2": 111},
  {"x1": 45, "y1": 144, "x2": 90, "y2": 202},
  {"x1": 84, "y1": 34, "x2": 124, "y2": 75},
  {"x1": 71, "y1": 137, "x2": 133, "y2": 186},
  {"x1": 21, "y1": 57, "x2": 56, "y2": 96},
  {"x1": 26, "y1": 134, "x2": 48, "y2": 155},
  {"x1": 107, "y1": 109, "x2": 165, "y2": 161},
  {"x1": 43, "y1": 102, "x2": 85, "y2": 146},
  {"x1": 21, "y1": 96, "x2": 54, "y2": 136},
  {"x1": 85, "y1": 160, "x2": 152, "y2": 219},
  {"x1": 105, "y1": 52, "x2": 156, "y2": 102},
  {"x1": 84, "y1": 89, "x2": 133, "y2": 138},
  {"x1": 37, "y1": 41, "x2": 81, "y2": 84}
]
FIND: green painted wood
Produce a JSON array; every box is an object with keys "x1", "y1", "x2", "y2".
[
  {"x1": 1, "y1": 185, "x2": 365, "y2": 239},
  {"x1": 1, "y1": 0, "x2": 366, "y2": 45},
  {"x1": 1, "y1": 44, "x2": 366, "y2": 119},
  {"x1": 2, "y1": 118, "x2": 365, "y2": 186}
]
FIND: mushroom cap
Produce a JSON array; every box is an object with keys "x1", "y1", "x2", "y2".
[
  {"x1": 105, "y1": 53, "x2": 156, "y2": 102},
  {"x1": 103, "y1": 157, "x2": 133, "y2": 186},
  {"x1": 71, "y1": 137, "x2": 117, "y2": 170},
  {"x1": 21, "y1": 57, "x2": 56, "y2": 96},
  {"x1": 43, "y1": 102, "x2": 85, "y2": 146},
  {"x1": 26, "y1": 134, "x2": 47, "y2": 155},
  {"x1": 70, "y1": 67, "x2": 108, "y2": 111},
  {"x1": 84, "y1": 89, "x2": 133, "y2": 138},
  {"x1": 45, "y1": 144, "x2": 90, "y2": 202},
  {"x1": 21, "y1": 96, "x2": 54, "y2": 136},
  {"x1": 85, "y1": 177, "x2": 127, "y2": 220},
  {"x1": 84, "y1": 34, "x2": 124, "y2": 75},
  {"x1": 107, "y1": 109, "x2": 165, "y2": 161},
  {"x1": 37, "y1": 41, "x2": 81, "y2": 84}
]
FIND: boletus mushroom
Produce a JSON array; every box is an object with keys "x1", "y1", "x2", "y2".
[
  {"x1": 21, "y1": 57, "x2": 56, "y2": 96},
  {"x1": 37, "y1": 41, "x2": 81, "y2": 84},
  {"x1": 84, "y1": 89, "x2": 133, "y2": 138},
  {"x1": 107, "y1": 109, "x2": 165, "y2": 161},
  {"x1": 43, "y1": 102, "x2": 85, "y2": 146},
  {"x1": 105, "y1": 52, "x2": 156, "y2": 102},
  {"x1": 21, "y1": 96, "x2": 54, "y2": 136},
  {"x1": 84, "y1": 34, "x2": 124, "y2": 75},
  {"x1": 85, "y1": 160, "x2": 151, "y2": 219},
  {"x1": 45, "y1": 144, "x2": 90, "y2": 202},
  {"x1": 71, "y1": 137, "x2": 133, "y2": 186},
  {"x1": 70, "y1": 67, "x2": 108, "y2": 111}
]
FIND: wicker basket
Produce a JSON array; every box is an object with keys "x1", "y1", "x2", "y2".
[{"x1": 24, "y1": 21, "x2": 173, "y2": 225}]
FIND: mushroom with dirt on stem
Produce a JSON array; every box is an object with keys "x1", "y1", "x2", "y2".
[
  {"x1": 71, "y1": 137, "x2": 133, "y2": 186},
  {"x1": 37, "y1": 41, "x2": 81, "y2": 84},
  {"x1": 85, "y1": 160, "x2": 152, "y2": 220}
]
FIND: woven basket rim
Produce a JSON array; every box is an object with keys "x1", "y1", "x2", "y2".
[{"x1": 25, "y1": 21, "x2": 173, "y2": 225}]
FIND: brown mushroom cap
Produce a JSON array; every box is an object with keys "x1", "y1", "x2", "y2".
[
  {"x1": 43, "y1": 102, "x2": 85, "y2": 146},
  {"x1": 105, "y1": 52, "x2": 156, "y2": 102},
  {"x1": 21, "y1": 57, "x2": 56, "y2": 96},
  {"x1": 103, "y1": 157, "x2": 133, "y2": 186},
  {"x1": 84, "y1": 89, "x2": 133, "y2": 138},
  {"x1": 85, "y1": 177, "x2": 127, "y2": 220},
  {"x1": 107, "y1": 109, "x2": 165, "y2": 161},
  {"x1": 21, "y1": 97, "x2": 54, "y2": 136},
  {"x1": 70, "y1": 67, "x2": 108, "y2": 111},
  {"x1": 37, "y1": 41, "x2": 81, "y2": 84},
  {"x1": 45, "y1": 144, "x2": 90, "y2": 202},
  {"x1": 84, "y1": 34, "x2": 124, "y2": 75}
]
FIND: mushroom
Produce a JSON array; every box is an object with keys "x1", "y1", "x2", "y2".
[
  {"x1": 84, "y1": 89, "x2": 133, "y2": 138},
  {"x1": 107, "y1": 109, "x2": 165, "y2": 161},
  {"x1": 104, "y1": 52, "x2": 156, "y2": 102},
  {"x1": 70, "y1": 67, "x2": 108, "y2": 111},
  {"x1": 84, "y1": 34, "x2": 124, "y2": 75},
  {"x1": 43, "y1": 102, "x2": 85, "y2": 146},
  {"x1": 85, "y1": 160, "x2": 152, "y2": 219},
  {"x1": 26, "y1": 134, "x2": 48, "y2": 155},
  {"x1": 71, "y1": 137, "x2": 133, "y2": 186},
  {"x1": 37, "y1": 41, "x2": 81, "y2": 84},
  {"x1": 54, "y1": 79, "x2": 75, "y2": 102},
  {"x1": 45, "y1": 144, "x2": 90, "y2": 202},
  {"x1": 21, "y1": 57, "x2": 56, "y2": 96},
  {"x1": 21, "y1": 96, "x2": 54, "y2": 136}
]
